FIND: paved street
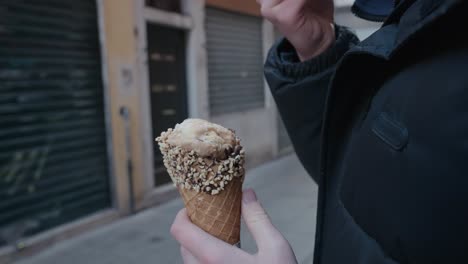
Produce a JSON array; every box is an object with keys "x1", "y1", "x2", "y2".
[{"x1": 15, "y1": 154, "x2": 318, "y2": 264}]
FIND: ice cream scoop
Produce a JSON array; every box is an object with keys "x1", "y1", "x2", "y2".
[{"x1": 165, "y1": 118, "x2": 236, "y2": 160}]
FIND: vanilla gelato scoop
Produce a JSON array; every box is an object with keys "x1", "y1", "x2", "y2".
[{"x1": 165, "y1": 119, "x2": 236, "y2": 159}]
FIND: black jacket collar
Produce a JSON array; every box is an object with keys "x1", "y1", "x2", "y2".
[
  {"x1": 392, "y1": 0, "x2": 462, "y2": 45},
  {"x1": 352, "y1": 0, "x2": 464, "y2": 59}
]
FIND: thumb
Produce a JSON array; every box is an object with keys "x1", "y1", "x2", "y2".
[{"x1": 241, "y1": 189, "x2": 285, "y2": 250}]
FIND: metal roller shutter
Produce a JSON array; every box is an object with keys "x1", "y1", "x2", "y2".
[
  {"x1": 205, "y1": 7, "x2": 264, "y2": 116},
  {"x1": 0, "y1": 0, "x2": 110, "y2": 244}
]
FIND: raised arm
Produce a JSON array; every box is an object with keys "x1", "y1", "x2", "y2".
[{"x1": 259, "y1": 0, "x2": 359, "y2": 181}]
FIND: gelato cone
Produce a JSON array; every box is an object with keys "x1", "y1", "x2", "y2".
[{"x1": 156, "y1": 119, "x2": 245, "y2": 245}]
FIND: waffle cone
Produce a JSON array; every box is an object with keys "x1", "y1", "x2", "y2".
[{"x1": 178, "y1": 171, "x2": 243, "y2": 245}]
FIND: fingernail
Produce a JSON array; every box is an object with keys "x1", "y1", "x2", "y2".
[{"x1": 242, "y1": 189, "x2": 257, "y2": 204}]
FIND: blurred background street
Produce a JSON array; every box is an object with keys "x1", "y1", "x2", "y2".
[{"x1": 0, "y1": 0, "x2": 379, "y2": 263}]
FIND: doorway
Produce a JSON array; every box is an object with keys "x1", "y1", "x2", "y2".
[{"x1": 146, "y1": 23, "x2": 188, "y2": 187}]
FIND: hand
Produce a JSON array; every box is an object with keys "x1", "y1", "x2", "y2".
[
  {"x1": 257, "y1": 0, "x2": 335, "y2": 61},
  {"x1": 171, "y1": 189, "x2": 298, "y2": 264}
]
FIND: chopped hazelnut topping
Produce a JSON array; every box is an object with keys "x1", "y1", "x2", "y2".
[{"x1": 156, "y1": 127, "x2": 245, "y2": 195}]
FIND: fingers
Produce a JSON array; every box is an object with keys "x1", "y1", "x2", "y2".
[
  {"x1": 180, "y1": 246, "x2": 199, "y2": 264},
  {"x1": 171, "y1": 208, "x2": 250, "y2": 264},
  {"x1": 241, "y1": 189, "x2": 288, "y2": 250}
]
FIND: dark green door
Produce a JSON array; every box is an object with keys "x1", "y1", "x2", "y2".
[
  {"x1": 0, "y1": 0, "x2": 110, "y2": 245},
  {"x1": 146, "y1": 23, "x2": 188, "y2": 187}
]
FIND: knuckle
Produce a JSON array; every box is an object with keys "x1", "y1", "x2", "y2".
[
  {"x1": 246, "y1": 210, "x2": 270, "y2": 225},
  {"x1": 170, "y1": 222, "x2": 182, "y2": 239},
  {"x1": 200, "y1": 252, "x2": 222, "y2": 264},
  {"x1": 260, "y1": 6, "x2": 275, "y2": 20}
]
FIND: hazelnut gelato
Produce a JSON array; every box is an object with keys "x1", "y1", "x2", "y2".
[{"x1": 165, "y1": 118, "x2": 236, "y2": 160}]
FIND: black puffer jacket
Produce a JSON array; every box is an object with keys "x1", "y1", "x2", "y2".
[{"x1": 265, "y1": 0, "x2": 468, "y2": 263}]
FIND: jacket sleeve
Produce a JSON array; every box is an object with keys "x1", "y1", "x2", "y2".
[{"x1": 265, "y1": 26, "x2": 359, "y2": 182}]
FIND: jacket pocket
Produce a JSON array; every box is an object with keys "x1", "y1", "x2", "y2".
[{"x1": 371, "y1": 112, "x2": 409, "y2": 151}]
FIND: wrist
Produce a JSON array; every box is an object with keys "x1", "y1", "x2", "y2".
[
  {"x1": 269, "y1": 25, "x2": 360, "y2": 79},
  {"x1": 296, "y1": 23, "x2": 336, "y2": 62}
]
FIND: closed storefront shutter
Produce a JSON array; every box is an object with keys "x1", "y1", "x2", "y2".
[
  {"x1": 0, "y1": 0, "x2": 110, "y2": 244},
  {"x1": 205, "y1": 7, "x2": 264, "y2": 116}
]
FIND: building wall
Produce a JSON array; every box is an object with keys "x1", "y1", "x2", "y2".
[
  {"x1": 0, "y1": 0, "x2": 278, "y2": 259},
  {"x1": 100, "y1": 0, "x2": 143, "y2": 215}
]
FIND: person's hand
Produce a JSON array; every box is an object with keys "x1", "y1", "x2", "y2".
[
  {"x1": 170, "y1": 189, "x2": 298, "y2": 264},
  {"x1": 257, "y1": 0, "x2": 335, "y2": 61}
]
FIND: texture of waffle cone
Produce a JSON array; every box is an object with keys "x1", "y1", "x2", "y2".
[{"x1": 178, "y1": 175, "x2": 243, "y2": 245}]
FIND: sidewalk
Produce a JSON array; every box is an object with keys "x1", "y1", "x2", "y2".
[{"x1": 14, "y1": 154, "x2": 318, "y2": 264}]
